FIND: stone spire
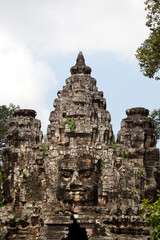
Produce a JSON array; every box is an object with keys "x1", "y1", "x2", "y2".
[
  {"x1": 1, "y1": 53, "x2": 160, "y2": 240},
  {"x1": 48, "y1": 53, "x2": 112, "y2": 146},
  {"x1": 70, "y1": 51, "x2": 91, "y2": 75}
]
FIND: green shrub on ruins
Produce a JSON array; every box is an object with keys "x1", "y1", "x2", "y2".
[
  {"x1": 40, "y1": 136, "x2": 51, "y2": 155},
  {"x1": 110, "y1": 135, "x2": 116, "y2": 150},
  {"x1": 137, "y1": 168, "x2": 146, "y2": 179},
  {"x1": 120, "y1": 148, "x2": 130, "y2": 160},
  {"x1": 140, "y1": 191, "x2": 160, "y2": 240},
  {"x1": 60, "y1": 119, "x2": 76, "y2": 133}
]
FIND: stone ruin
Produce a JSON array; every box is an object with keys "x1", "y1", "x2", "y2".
[{"x1": 0, "y1": 52, "x2": 160, "y2": 240}]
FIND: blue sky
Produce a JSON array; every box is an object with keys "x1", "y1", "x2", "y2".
[
  {"x1": 0, "y1": 0, "x2": 159, "y2": 145},
  {"x1": 45, "y1": 52, "x2": 160, "y2": 139}
]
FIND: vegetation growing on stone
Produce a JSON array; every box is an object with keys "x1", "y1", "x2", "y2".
[
  {"x1": 120, "y1": 148, "x2": 130, "y2": 160},
  {"x1": 140, "y1": 191, "x2": 160, "y2": 240},
  {"x1": 132, "y1": 189, "x2": 138, "y2": 199},
  {"x1": 60, "y1": 119, "x2": 76, "y2": 133},
  {"x1": 110, "y1": 135, "x2": 116, "y2": 150},
  {"x1": 47, "y1": 208, "x2": 65, "y2": 216},
  {"x1": 18, "y1": 168, "x2": 23, "y2": 176},
  {"x1": 137, "y1": 168, "x2": 146, "y2": 179},
  {"x1": 40, "y1": 136, "x2": 51, "y2": 155}
]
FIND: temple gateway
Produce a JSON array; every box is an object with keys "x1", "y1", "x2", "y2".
[{"x1": 0, "y1": 52, "x2": 160, "y2": 239}]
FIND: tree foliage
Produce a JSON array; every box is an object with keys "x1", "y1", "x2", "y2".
[
  {"x1": 0, "y1": 104, "x2": 19, "y2": 206},
  {"x1": 60, "y1": 119, "x2": 76, "y2": 133},
  {"x1": 150, "y1": 109, "x2": 160, "y2": 139},
  {"x1": 140, "y1": 192, "x2": 160, "y2": 239},
  {"x1": 0, "y1": 104, "x2": 19, "y2": 164},
  {"x1": 136, "y1": 0, "x2": 160, "y2": 80},
  {"x1": 39, "y1": 136, "x2": 51, "y2": 155}
]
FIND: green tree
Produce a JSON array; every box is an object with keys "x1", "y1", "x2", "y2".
[
  {"x1": 150, "y1": 109, "x2": 160, "y2": 139},
  {"x1": 136, "y1": 0, "x2": 160, "y2": 80},
  {"x1": 0, "y1": 104, "x2": 19, "y2": 164},
  {"x1": 140, "y1": 192, "x2": 160, "y2": 239},
  {"x1": 0, "y1": 104, "x2": 19, "y2": 206}
]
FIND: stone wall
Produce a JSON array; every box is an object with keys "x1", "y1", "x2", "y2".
[{"x1": 0, "y1": 52, "x2": 159, "y2": 240}]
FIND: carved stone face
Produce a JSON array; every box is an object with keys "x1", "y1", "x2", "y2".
[
  {"x1": 114, "y1": 157, "x2": 122, "y2": 169},
  {"x1": 57, "y1": 156, "x2": 99, "y2": 204}
]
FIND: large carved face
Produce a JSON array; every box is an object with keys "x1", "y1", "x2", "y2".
[{"x1": 57, "y1": 156, "x2": 99, "y2": 204}]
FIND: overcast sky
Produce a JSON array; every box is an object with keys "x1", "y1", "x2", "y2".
[{"x1": 0, "y1": 0, "x2": 160, "y2": 145}]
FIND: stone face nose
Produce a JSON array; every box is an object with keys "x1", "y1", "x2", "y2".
[
  {"x1": 70, "y1": 180, "x2": 83, "y2": 189},
  {"x1": 70, "y1": 172, "x2": 82, "y2": 189}
]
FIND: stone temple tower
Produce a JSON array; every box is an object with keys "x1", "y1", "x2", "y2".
[{"x1": 0, "y1": 52, "x2": 160, "y2": 240}]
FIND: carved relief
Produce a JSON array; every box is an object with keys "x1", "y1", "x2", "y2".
[{"x1": 57, "y1": 155, "x2": 99, "y2": 205}]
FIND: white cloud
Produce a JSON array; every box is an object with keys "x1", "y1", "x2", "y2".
[
  {"x1": 0, "y1": 27, "x2": 57, "y2": 132},
  {"x1": 0, "y1": 0, "x2": 150, "y2": 133},
  {"x1": 0, "y1": 0, "x2": 149, "y2": 59}
]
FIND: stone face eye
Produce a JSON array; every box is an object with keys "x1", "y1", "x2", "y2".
[
  {"x1": 62, "y1": 172, "x2": 72, "y2": 179},
  {"x1": 83, "y1": 174, "x2": 91, "y2": 179},
  {"x1": 80, "y1": 171, "x2": 92, "y2": 179}
]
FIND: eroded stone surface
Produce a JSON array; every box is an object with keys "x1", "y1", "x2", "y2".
[{"x1": 0, "y1": 52, "x2": 159, "y2": 239}]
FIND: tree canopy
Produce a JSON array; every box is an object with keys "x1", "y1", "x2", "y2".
[
  {"x1": 150, "y1": 109, "x2": 160, "y2": 140},
  {"x1": 0, "y1": 104, "x2": 19, "y2": 164},
  {"x1": 136, "y1": 0, "x2": 160, "y2": 80},
  {"x1": 0, "y1": 104, "x2": 19, "y2": 207}
]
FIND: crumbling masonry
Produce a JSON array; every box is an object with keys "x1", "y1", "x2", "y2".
[{"x1": 0, "y1": 52, "x2": 160, "y2": 239}]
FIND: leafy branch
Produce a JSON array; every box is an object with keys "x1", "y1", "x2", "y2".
[
  {"x1": 137, "y1": 168, "x2": 146, "y2": 179},
  {"x1": 150, "y1": 109, "x2": 160, "y2": 139},
  {"x1": 140, "y1": 191, "x2": 160, "y2": 239},
  {"x1": 39, "y1": 136, "x2": 51, "y2": 155},
  {"x1": 120, "y1": 148, "x2": 130, "y2": 160},
  {"x1": 135, "y1": 0, "x2": 160, "y2": 80},
  {"x1": 110, "y1": 135, "x2": 116, "y2": 150},
  {"x1": 60, "y1": 119, "x2": 76, "y2": 133}
]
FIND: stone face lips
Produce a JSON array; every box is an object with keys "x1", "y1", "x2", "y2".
[{"x1": 0, "y1": 53, "x2": 160, "y2": 240}]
